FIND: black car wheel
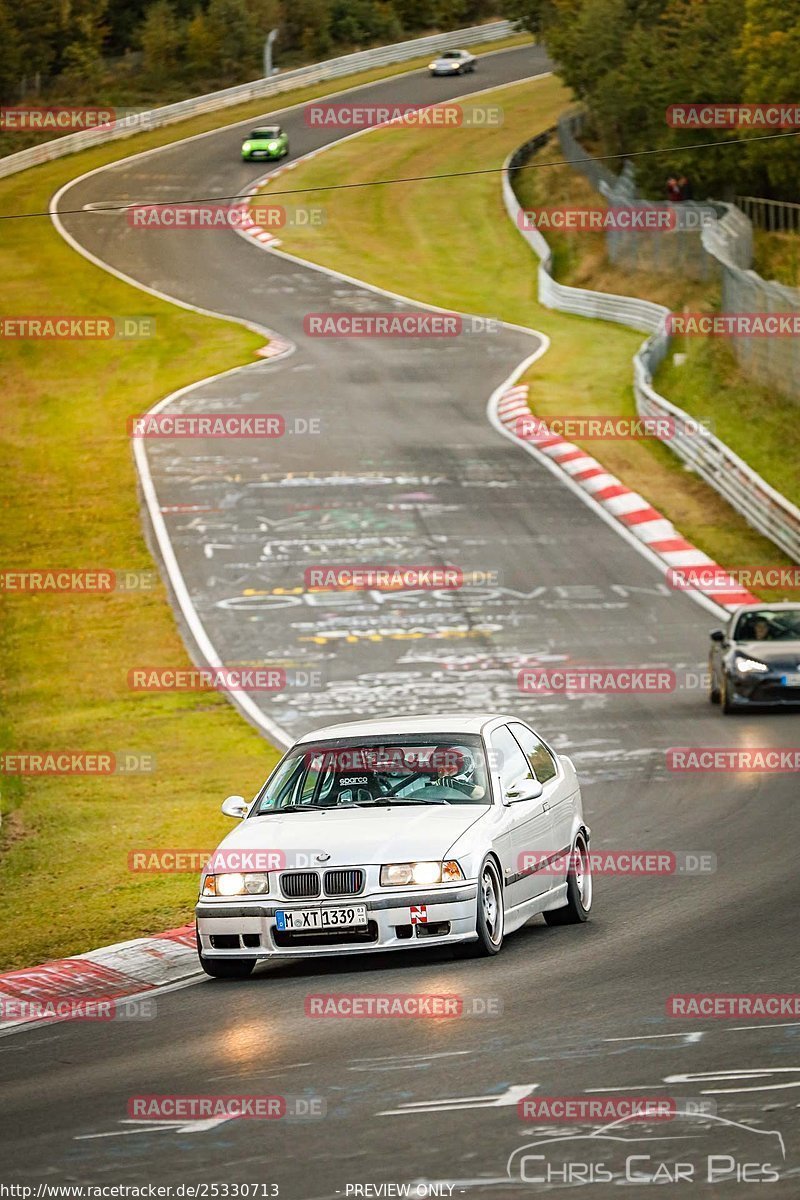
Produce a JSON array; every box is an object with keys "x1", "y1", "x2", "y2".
[
  {"x1": 709, "y1": 664, "x2": 720, "y2": 704},
  {"x1": 467, "y1": 857, "x2": 504, "y2": 956},
  {"x1": 544, "y1": 833, "x2": 592, "y2": 925}
]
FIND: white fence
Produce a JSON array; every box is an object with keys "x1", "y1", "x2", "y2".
[
  {"x1": 504, "y1": 136, "x2": 800, "y2": 564},
  {"x1": 736, "y1": 195, "x2": 800, "y2": 235},
  {"x1": 0, "y1": 20, "x2": 517, "y2": 181}
]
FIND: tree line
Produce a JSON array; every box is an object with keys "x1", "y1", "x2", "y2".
[
  {"x1": 0, "y1": 0, "x2": 498, "y2": 105},
  {"x1": 506, "y1": 0, "x2": 799, "y2": 200}
]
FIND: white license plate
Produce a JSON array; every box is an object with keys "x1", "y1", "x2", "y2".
[
  {"x1": 782, "y1": 673, "x2": 800, "y2": 686},
  {"x1": 275, "y1": 906, "x2": 368, "y2": 931}
]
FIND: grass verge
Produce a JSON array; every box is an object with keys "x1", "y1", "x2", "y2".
[
  {"x1": 0, "y1": 38, "x2": 535, "y2": 970},
  {"x1": 255, "y1": 76, "x2": 796, "y2": 596}
]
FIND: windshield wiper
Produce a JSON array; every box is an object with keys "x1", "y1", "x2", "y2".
[{"x1": 352, "y1": 797, "x2": 446, "y2": 807}]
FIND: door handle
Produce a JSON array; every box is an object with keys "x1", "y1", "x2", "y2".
[{"x1": 542, "y1": 801, "x2": 550, "y2": 812}]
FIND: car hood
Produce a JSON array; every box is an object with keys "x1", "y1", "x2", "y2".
[
  {"x1": 214, "y1": 805, "x2": 490, "y2": 867},
  {"x1": 432, "y1": 59, "x2": 460, "y2": 66},
  {"x1": 733, "y1": 639, "x2": 800, "y2": 668}
]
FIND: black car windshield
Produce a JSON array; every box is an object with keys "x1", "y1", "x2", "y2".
[
  {"x1": 734, "y1": 610, "x2": 800, "y2": 641},
  {"x1": 251, "y1": 737, "x2": 491, "y2": 813},
  {"x1": 251, "y1": 128, "x2": 279, "y2": 138},
  {"x1": 441, "y1": 51, "x2": 462, "y2": 58}
]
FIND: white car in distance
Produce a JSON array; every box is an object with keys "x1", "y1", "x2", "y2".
[
  {"x1": 196, "y1": 713, "x2": 591, "y2": 977},
  {"x1": 428, "y1": 49, "x2": 476, "y2": 76}
]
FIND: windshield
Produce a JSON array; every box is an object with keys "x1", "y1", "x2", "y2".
[
  {"x1": 252, "y1": 737, "x2": 490, "y2": 813},
  {"x1": 442, "y1": 51, "x2": 461, "y2": 58},
  {"x1": 734, "y1": 609, "x2": 800, "y2": 641},
  {"x1": 251, "y1": 128, "x2": 279, "y2": 139}
]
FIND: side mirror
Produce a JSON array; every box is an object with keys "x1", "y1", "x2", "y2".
[
  {"x1": 710, "y1": 630, "x2": 725, "y2": 643},
  {"x1": 221, "y1": 794, "x2": 248, "y2": 819},
  {"x1": 505, "y1": 778, "x2": 544, "y2": 803}
]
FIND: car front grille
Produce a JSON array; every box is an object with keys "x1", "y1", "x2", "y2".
[
  {"x1": 280, "y1": 871, "x2": 320, "y2": 899},
  {"x1": 323, "y1": 869, "x2": 365, "y2": 897}
]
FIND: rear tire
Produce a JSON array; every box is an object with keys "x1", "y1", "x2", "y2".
[
  {"x1": 198, "y1": 952, "x2": 256, "y2": 979},
  {"x1": 544, "y1": 834, "x2": 592, "y2": 926}
]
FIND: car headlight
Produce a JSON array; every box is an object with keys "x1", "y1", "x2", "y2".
[
  {"x1": 429, "y1": 62, "x2": 438, "y2": 69},
  {"x1": 242, "y1": 142, "x2": 252, "y2": 152},
  {"x1": 734, "y1": 655, "x2": 769, "y2": 674},
  {"x1": 201, "y1": 872, "x2": 270, "y2": 897},
  {"x1": 380, "y1": 860, "x2": 464, "y2": 886}
]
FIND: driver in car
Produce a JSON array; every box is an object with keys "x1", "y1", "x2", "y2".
[{"x1": 434, "y1": 749, "x2": 486, "y2": 800}]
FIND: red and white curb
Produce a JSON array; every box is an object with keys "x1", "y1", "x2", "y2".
[
  {"x1": 232, "y1": 180, "x2": 283, "y2": 248},
  {"x1": 495, "y1": 384, "x2": 759, "y2": 611},
  {"x1": 0, "y1": 925, "x2": 199, "y2": 1032}
]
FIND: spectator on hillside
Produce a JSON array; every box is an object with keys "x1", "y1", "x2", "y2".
[
  {"x1": 677, "y1": 174, "x2": 693, "y2": 201},
  {"x1": 666, "y1": 175, "x2": 682, "y2": 202}
]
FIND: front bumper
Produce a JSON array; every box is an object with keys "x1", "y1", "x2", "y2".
[
  {"x1": 196, "y1": 883, "x2": 478, "y2": 959},
  {"x1": 725, "y1": 672, "x2": 800, "y2": 706},
  {"x1": 242, "y1": 148, "x2": 283, "y2": 160}
]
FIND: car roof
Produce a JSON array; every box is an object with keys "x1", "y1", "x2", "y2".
[
  {"x1": 730, "y1": 602, "x2": 800, "y2": 615},
  {"x1": 295, "y1": 712, "x2": 515, "y2": 744}
]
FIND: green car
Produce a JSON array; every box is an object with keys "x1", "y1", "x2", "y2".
[{"x1": 241, "y1": 125, "x2": 289, "y2": 162}]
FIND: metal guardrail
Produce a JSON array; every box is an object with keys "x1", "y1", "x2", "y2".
[
  {"x1": 736, "y1": 195, "x2": 800, "y2": 234},
  {"x1": 0, "y1": 20, "x2": 517, "y2": 181},
  {"x1": 503, "y1": 135, "x2": 800, "y2": 565}
]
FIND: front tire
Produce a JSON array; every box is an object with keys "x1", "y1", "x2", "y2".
[
  {"x1": 544, "y1": 834, "x2": 592, "y2": 925},
  {"x1": 199, "y1": 952, "x2": 256, "y2": 979},
  {"x1": 709, "y1": 665, "x2": 720, "y2": 704},
  {"x1": 469, "y1": 857, "x2": 504, "y2": 956}
]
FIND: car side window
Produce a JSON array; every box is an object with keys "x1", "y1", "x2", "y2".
[
  {"x1": 508, "y1": 723, "x2": 558, "y2": 784},
  {"x1": 490, "y1": 725, "x2": 533, "y2": 791}
]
